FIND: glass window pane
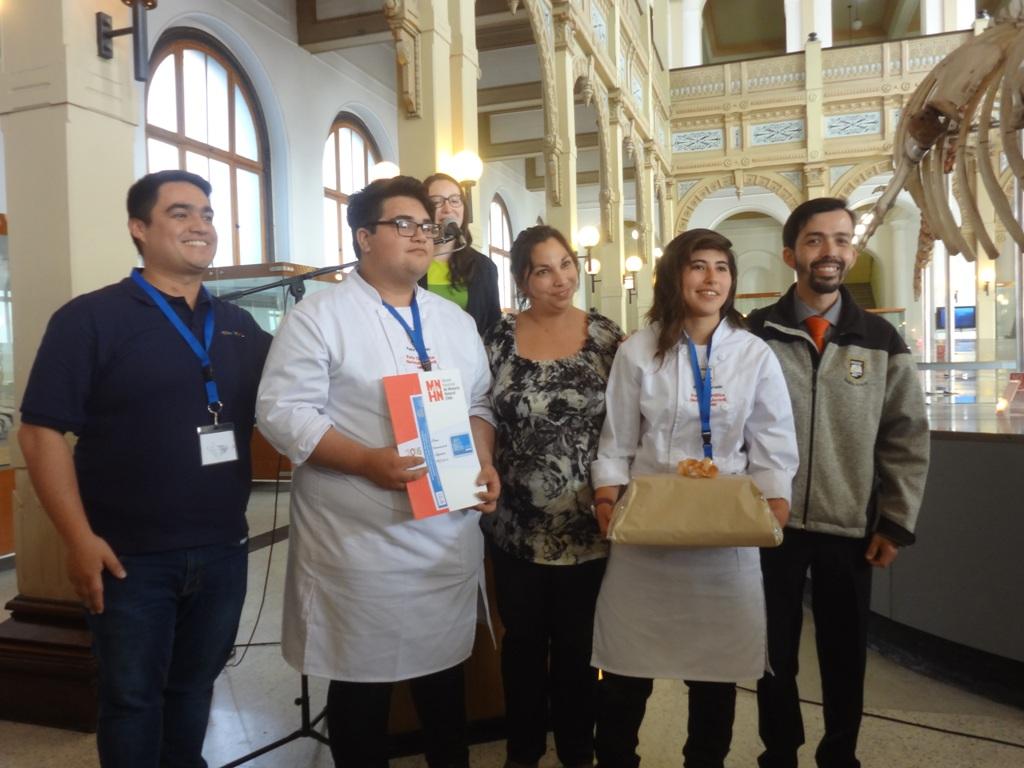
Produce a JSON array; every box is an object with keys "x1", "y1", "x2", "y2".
[
  {"x1": 323, "y1": 199, "x2": 339, "y2": 264},
  {"x1": 502, "y1": 216, "x2": 512, "y2": 250},
  {"x1": 184, "y1": 153, "x2": 230, "y2": 266},
  {"x1": 206, "y1": 55, "x2": 229, "y2": 151},
  {"x1": 146, "y1": 55, "x2": 177, "y2": 132},
  {"x1": 150, "y1": 43, "x2": 270, "y2": 265},
  {"x1": 322, "y1": 133, "x2": 337, "y2": 191},
  {"x1": 185, "y1": 151, "x2": 209, "y2": 179},
  {"x1": 340, "y1": 203, "x2": 354, "y2": 270},
  {"x1": 492, "y1": 252, "x2": 512, "y2": 310},
  {"x1": 183, "y1": 49, "x2": 208, "y2": 144},
  {"x1": 489, "y1": 202, "x2": 501, "y2": 241},
  {"x1": 234, "y1": 86, "x2": 259, "y2": 161},
  {"x1": 207, "y1": 159, "x2": 232, "y2": 266},
  {"x1": 236, "y1": 168, "x2": 262, "y2": 265},
  {"x1": 338, "y1": 128, "x2": 354, "y2": 195},
  {"x1": 147, "y1": 138, "x2": 180, "y2": 172},
  {"x1": 350, "y1": 132, "x2": 366, "y2": 192}
]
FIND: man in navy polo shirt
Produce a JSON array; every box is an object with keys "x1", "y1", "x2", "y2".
[{"x1": 19, "y1": 169, "x2": 270, "y2": 767}]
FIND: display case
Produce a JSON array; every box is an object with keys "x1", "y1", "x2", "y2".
[{"x1": 203, "y1": 261, "x2": 349, "y2": 334}]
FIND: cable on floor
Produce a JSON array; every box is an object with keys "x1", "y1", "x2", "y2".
[
  {"x1": 226, "y1": 454, "x2": 285, "y2": 668},
  {"x1": 735, "y1": 684, "x2": 1024, "y2": 750}
]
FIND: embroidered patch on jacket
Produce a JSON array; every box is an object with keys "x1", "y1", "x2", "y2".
[{"x1": 848, "y1": 358, "x2": 865, "y2": 380}]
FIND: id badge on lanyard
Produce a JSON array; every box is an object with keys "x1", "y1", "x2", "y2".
[
  {"x1": 383, "y1": 294, "x2": 433, "y2": 371},
  {"x1": 687, "y1": 336, "x2": 714, "y2": 460},
  {"x1": 131, "y1": 269, "x2": 238, "y2": 466},
  {"x1": 197, "y1": 423, "x2": 238, "y2": 465}
]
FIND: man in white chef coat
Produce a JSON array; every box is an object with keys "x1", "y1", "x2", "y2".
[{"x1": 257, "y1": 175, "x2": 499, "y2": 768}]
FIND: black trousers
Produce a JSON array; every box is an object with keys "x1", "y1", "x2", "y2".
[
  {"x1": 756, "y1": 530, "x2": 872, "y2": 768},
  {"x1": 594, "y1": 672, "x2": 736, "y2": 768},
  {"x1": 490, "y1": 543, "x2": 606, "y2": 767},
  {"x1": 326, "y1": 664, "x2": 469, "y2": 768}
]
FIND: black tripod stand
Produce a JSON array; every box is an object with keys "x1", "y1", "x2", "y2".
[
  {"x1": 216, "y1": 262, "x2": 356, "y2": 767},
  {"x1": 220, "y1": 675, "x2": 329, "y2": 767}
]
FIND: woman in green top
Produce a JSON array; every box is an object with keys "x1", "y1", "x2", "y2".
[{"x1": 423, "y1": 172, "x2": 501, "y2": 335}]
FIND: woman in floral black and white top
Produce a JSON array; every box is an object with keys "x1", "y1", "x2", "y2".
[{"x1": 483, "y1": 224, "x2": 621, "y2": 768}]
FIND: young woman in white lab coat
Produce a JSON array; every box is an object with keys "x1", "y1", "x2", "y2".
[{"x1": 590, "y1": 228, "x2": 799, "y2": 768}]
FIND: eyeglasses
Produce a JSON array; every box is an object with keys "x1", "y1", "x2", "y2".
[
  {"x1": 428, "y1": 194, "x2": 464, "y2": 208},
  {"x1": 369, "y1": 219, "x2": 441, "y2": 238}
]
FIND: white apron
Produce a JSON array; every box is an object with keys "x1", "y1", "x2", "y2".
[
  {"x1": 257, "y1": 272, "x2": 494, "y2": 682},
  {"x1": 590, "y1": 323, "x2": 799, "y2": 681}
]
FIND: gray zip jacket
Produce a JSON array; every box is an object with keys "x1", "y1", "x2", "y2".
[{"x1": 747, "y1": 286, "x2": 930, "y2": 543}]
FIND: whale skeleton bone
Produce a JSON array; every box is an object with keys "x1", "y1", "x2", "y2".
[{"x1": 856, "y1": 16, "x2": 1024, "y2": 297}]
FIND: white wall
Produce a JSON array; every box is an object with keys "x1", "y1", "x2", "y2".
[
  {"x1": 479, "y1": 159, "x2": 546, "y2": 246},
  {"x1": 715, "y1": 216, "x2": 792, "y2": 294}
]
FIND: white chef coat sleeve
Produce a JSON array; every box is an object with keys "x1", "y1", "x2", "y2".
[
  {"x1": 592, "y1": 341, "x2": 642, "y2": 488},
  {"x1": 466, "y1": 331, "x2": 495, "y2": 427},
  {"x1": 743, "y1": 346, "x2": 799, "y2": 502},
  {"x1": 256, "y1": 304, "x2": 336, "y2": 466}
]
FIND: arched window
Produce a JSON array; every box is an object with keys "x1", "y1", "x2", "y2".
[
  {"x1": 488, "y1": 195, "x2": 514, "y2": 310},
  {"x1": 323, "y1": 116, "x2": 380, "y2": 265},
  {"x1": 145, "y1": 32, "x2": 271, "y2": 266}
]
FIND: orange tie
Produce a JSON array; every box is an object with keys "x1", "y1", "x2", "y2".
[{"x1": 804, "y1": 315, "x2": 830, "y2": 354}]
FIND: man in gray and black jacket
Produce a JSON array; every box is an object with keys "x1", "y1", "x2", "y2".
[{"x1": 747, "y1": 197, "x2": 930, "y2": 768}]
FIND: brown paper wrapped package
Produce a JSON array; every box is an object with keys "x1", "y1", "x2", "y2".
[{"x1": 607, "y1": 474, "x2": 784, "y2": 547}]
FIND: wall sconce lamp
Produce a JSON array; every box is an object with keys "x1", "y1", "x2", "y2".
[
  {"x1": 576, "y1": 225, "x2": 602, "y2": 292},
  {"x1": 97, "y1": 1, "x2": 159, "y2": 83},
  {"x1": 980, "y1": 267, "x2": 995, "y2": 297},
  {"x1": 623, "y1": 254, "x2": 644, "y2": 303},
  {"x1": 448, "y1": 150, "x2": 484, "y2": 225}
]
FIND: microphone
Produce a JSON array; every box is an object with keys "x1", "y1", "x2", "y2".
[{"x1": 435, "y1": 217, "x2": 464, "y2": 249}]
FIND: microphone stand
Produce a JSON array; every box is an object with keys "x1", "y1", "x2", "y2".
[
  {"x1": 217, "y1": 259, "x2": 357, "y2": 767},
  {"x1": 217, "y1": 260, "x2": 360, "y2": 305}
]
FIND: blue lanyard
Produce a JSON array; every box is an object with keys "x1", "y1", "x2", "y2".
[
  {"x1": 686, "y1": 336, "x2": 713, "y2": 459},
  {"x1": 131, "y1": 269, "x2": 222, "y2": 416},
  {"x1": 382, "y1": 295, "x2": 432, "y2": 371}
]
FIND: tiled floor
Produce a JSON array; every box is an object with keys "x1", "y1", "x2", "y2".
[{"x1": 2, "y1": 485, "x2": 1023, "y2": 767}]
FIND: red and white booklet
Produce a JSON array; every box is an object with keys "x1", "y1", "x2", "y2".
[{"x1": 383, "y1": 369, "x2": 485, "y2": 518}]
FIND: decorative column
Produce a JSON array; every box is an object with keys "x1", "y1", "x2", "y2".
[
  {"x1": 598, "y1": 100, "x2": 627, "y2": 329},
  {"x1": 803, "y1": 36, "x2": 827, "y2": 199},
  {"x1": 0, "y1": 0, "x2": 141, "y2": 730},
  {"x1": 387, "y1": 1, "x2": 482, "y2": 236},
  {"x1": 388, "y1": 0, "x2": 453, "y2": 179},
  {"x1": 446, "y1": 0, "x2": 482, "y2": 242},
  {"x1": 635, "y1": 141, "x2": 658, "y2": 324},
  {"x1": 544, "y1": 12, "x2": 579, "y2": 262}
]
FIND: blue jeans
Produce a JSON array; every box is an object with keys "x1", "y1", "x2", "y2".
[{"x1": 86, "y1": 540, "x2": 248, "y2": 768}]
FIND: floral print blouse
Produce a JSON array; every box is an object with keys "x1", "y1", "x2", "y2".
[{"x1": 484, "y1": 311, "x2": 622, "y2": 565}]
